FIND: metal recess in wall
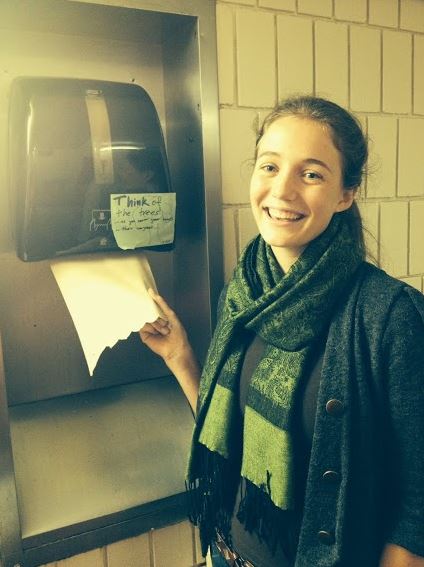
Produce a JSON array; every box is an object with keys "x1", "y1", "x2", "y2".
[{"x1": 0, "y1": 1, "x2": 222, "y2": 565}]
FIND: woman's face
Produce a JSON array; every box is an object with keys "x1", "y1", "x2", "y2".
[{"x1": 250, "y1": 116, "x2": 355, "y2": 272}]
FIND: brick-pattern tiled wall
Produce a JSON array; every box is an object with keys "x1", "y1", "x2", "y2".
[
  {"x1": 218, "y1": 0, "x2": 424, "y2": 292},
  {"x1": 39, "y1": 1, "x2": 424, "y2": 566},
  {"x1": 40, "y1": 521, "x2": 204, "y2": 567}
]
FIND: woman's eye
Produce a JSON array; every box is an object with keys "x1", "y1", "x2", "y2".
[
  {"x1": 260, "y1": 163, "x2": 277, "y2": 173},
  {"x1": 303, "y1": 171, "x2": 323, "y2": 181}
]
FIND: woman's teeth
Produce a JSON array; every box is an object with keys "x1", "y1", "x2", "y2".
[{"x1": 267, "y1": 208, "x2": 304, "y2": 221}]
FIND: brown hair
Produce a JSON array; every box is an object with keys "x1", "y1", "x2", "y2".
[{"x1": 256, "y1": 95, "x2": 371, "y2": 261}]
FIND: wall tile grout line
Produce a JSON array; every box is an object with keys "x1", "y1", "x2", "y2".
[
  {"x1": 148, "y1": 528, "x2": 155, "y2": 567},
  {"x1": 407, "y1": 200, "x2": 411, "y2": 276},
  {"x1": 395, "y1": 117, "x2": 400, "y2": 198},
  {"x1": 235, "y1": 207, "x2": 241, "y2": 258},
  {"x1": 380, "y1": 28, "x2": 384, "y2": 112},
  {"x1": 233, "y1": 6, "x2": 239, "y2": 107},
  {"x1": 312, "y1": 19, "x2": 316, "y2": 95},
  {"x1": 274, "y1": 13, "x2": 278, "y2": 104},
  {"x1": 347, "y1": 23, "x2": 351, "y2": 110},
  {"x1": 231, "y1": 4, "x2": 237, "y2": 107},
  {"x1": 411, "y1": 33, "x2": 415, "y2": 114},
  {"x1": 190, "y1": 523, "x2": 197, "y2": 566},
  {"x1": 376, "y1": 201, "x2": 381, "y2": 267},
  {"x1": 377, "y1": 28, "x2": 382, "y2": 113}
]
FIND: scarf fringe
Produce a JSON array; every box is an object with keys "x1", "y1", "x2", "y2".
[
  {"x1": 186, "y1": 445, "x2": 300, "y2": 560},
  {"x1": 186, "y1": 444, "x2": 240, "y2": 556},
  {"x1": 236, "y1": 475, "x2": 300, "y2": 561}
]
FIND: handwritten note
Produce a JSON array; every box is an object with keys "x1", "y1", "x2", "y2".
[{"x1": 110, "y1": 193, "x2": 176, "y2": 250}]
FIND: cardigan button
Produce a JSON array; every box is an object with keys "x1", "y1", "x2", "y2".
[
  {"x1": 322, "y1": 470, "x2": 340, "y2": 483},
  {"x1": 318, "y1": 530, "x2": 335, "y2": 545},
  {"x1": 325, "y1": 399, "x2": 344, "y2": 416}
]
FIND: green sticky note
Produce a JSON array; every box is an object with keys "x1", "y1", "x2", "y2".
[{"x1": 110, "y1": 193, "x2": 176, "y2": 250}]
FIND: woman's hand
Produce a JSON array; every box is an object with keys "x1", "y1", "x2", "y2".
[
  {"x1": 140, "y1": 289, "x2": 187, "y2": 363},
  {"x1": 139, "y1": 289, "x2": 200, "y2": 413}
]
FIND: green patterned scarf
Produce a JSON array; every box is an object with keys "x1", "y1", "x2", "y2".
[{"x1": 186, "y1": 212, "x2": 364, "y2": 554}]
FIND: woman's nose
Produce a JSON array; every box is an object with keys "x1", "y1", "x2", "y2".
[{"x1": 271, "y1": 171, "x2": 297, "y2": 200}]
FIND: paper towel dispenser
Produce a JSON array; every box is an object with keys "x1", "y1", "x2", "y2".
[{"x1": 9, "y1": 77, "x2": 172, "y2": 261}]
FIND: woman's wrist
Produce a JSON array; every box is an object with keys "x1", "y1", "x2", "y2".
[
  {"x1": 164, "y1": 345, "x2": 199, "y2": 375},
  {"x1": 164, "y1": 347, "x2": 201, "y2": 413}
]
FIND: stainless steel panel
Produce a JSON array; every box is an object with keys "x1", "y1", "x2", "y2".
[
  {"x1": 0, "y1": 336, "x2": 24, "y2": 566},
  {"x1": 9, "y1": 377, "x2": 193, "y2": 539}
]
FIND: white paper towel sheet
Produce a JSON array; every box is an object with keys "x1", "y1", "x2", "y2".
[{"x1": 51, "y1": 253, "x2": 161, "y2": 375}]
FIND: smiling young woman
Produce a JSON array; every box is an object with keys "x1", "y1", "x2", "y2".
[
  {"x1": 140, "y1": 96, "x2": 424, "y2": 567},
  {"x1": 250, "y1": 115, "x2": 355, "y2": 273}
]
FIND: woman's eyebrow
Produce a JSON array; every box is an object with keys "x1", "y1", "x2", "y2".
[
  {"x1": 303, "y1": 158, "x2": 333, "y2": 173},
  {"x1": 257, "y1": 150, "x2": 280, "y2": 159}
]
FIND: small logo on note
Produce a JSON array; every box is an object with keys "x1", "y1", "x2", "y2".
[{"x1": 90, "y1": 210, "x2": 111, "y2": 233}]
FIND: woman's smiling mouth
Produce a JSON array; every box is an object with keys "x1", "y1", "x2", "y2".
[{"x1": 265, "y1": 207, "x2": 306, "y2": 222}]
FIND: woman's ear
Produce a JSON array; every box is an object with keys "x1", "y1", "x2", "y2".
[{"x1": 335, "y1": 188, "x2": 356, "y2": 212}]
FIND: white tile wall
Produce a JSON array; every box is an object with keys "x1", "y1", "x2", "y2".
[
  {"x1": 277, "y1": 15, "x2": 313, "y2": 99},
  {"x1": 334, "y1": 0, "x2": 367, "y2": 22},
  {"x1": 409, "y1": 200, "x2": 424, "y2": 275},
  {"x1": 106, "y1": 532, "x2": 150, "y2": 567},
  {"x1": 414, "y1": 35, "x2": 424, "y2": 115},
  {"x1": 398, "y1": 118, "x2": 424, "y2": 197},
  {"x1": 369, "y1": 0, "x2": 399, "y2": 28},
  {"x1": 238, "y1": 207, "x2": 258, "y2": 252},
  {"x1": 223, "y1": 208, "x2": 238, "y2": 282},
  {"x1": 350, "y1": 26, "x2": 381, "y2": 112},
  {"x1": 58, "y1": 548, "x2": 105, "y2": 567},
  {"x1": 358, "y1": 200, "x2": 379, "y2": 264},
  {"x1": 259, "y1": 0, "x2": 295, "y2": 10},
  {"x1": 315, "y1": 20, "x2": 349, "y2": 106},
  {"x1": 193, "y1": 525, "x2": 204, "y2": 564},
  {"x1": 153, "y1": 522, "x2": 193, "y2": 567},
  {"x1": 220, "y1": 0, "x2": 254, "y2": 5},
  {"x1": 219, "y1": 108, "x2": 257, "y2": 204},
  {"x1": 380, "y1": 201, "x2": 409, "y2": 277},
  {"x1": 216, "y1": 3, "x2": 235, "y2": 105},
  {"x1": 382, "y1": 30, "x2": 412, "y2": 113},
  {"x1": 400, "y1": 276, "x2": 422, "y2": 291},
  {"x1": 236, "y1": 9, "x2": 276, "y2": 108},
  {"x1": 400, "y1": 0, "x2": 424, "y2": 33},
  {"x1": 367, "y1": 116, "x2": 397, "y2": 199},
  {"x1": 42, "y1": 522, "x2": 203, "y2": 567},
  {"x1": 356, "y1": 113, "x2": 368, "y2": 136},
  {"x1": 298, "y1": 0, "x2": 332, "y2": 17}
]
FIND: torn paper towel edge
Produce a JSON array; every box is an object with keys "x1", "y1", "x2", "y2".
[{"x1": 51, "y1": 252, "x2": 161, "y2": 376}]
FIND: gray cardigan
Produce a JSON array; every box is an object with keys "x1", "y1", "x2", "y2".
[{"x1": 296, "y1": 262, "x2": 424, "y2": 566}]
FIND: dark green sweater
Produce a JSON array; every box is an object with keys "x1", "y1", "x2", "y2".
[{"x1": 295, "y1": 262, "x2": 424, "y2": 566}]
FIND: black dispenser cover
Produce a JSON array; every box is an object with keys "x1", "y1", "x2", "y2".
[{"x1": 9, "y1": 78, "x2": 172, "y2": 261}]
